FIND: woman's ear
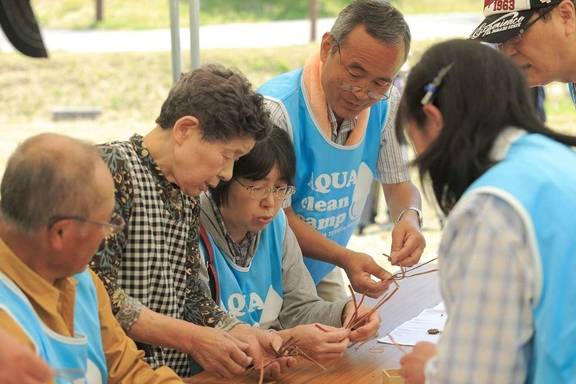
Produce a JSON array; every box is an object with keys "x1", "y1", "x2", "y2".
[
  {"x1": 173, "y1": 116, "x2": 201, "y2": 145},
  {"x1": 422, "y1": 103, "x2": 444, "y2": 142}
]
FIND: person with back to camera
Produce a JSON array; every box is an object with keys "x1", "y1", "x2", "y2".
[{"x1": 396, "y1": 39, "x2": 576, "y2": 384}]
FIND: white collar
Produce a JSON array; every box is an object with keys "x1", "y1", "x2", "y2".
[{"x1": 489, "y1": 127, "x2": 527, "y2": 162}]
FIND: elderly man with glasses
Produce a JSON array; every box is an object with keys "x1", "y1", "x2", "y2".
[
  {"x1": 0, "y1": 133, "x2": 185, "y2": 383},
  {"x1": 259, "y1": 0, "x2": 426, "y2": 303},
  {"x1": 471, "y1": 0, "x2": 576, "y2": 102}
]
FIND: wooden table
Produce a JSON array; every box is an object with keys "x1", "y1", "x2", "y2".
[{"x1": 185, "y1": 264, "x2": 441, "y2": 384}]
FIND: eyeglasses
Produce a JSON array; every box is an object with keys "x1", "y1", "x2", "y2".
[
  {"x1": 234, "y1": 179, "x2": 296, "y2": 201},
  {"x1": 497, "y1": 4, "x2": 558, "y2": 49},
  {"x1": 339, "y1": 82, "x2": 394, "y2": 101},
  {"x1": 48, "y1": 213, "x2": 125, "y2": 238},
  {"x1": 332, "y1": 37, "x2": 394, "y2": 101}
]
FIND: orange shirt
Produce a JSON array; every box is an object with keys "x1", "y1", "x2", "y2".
[{"x1": 0, "y1": 237, "x2": 183, "y2": 384}]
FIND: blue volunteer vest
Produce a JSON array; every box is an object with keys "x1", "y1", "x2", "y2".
[
  {"x1": 0, "y1": 270, "x2": 108, "y2": 384},
  {"x1": 200, "y1": 212, "x2": 285, "y2": 327},
  {"x1": 259, "y1": 68, "x2": 387, "y2": 283},
  {"x1": 466, "y1": 133, "x2": 576, "y2": 383}
]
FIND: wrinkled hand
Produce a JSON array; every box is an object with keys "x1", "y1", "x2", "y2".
[
  {"x1": 390, "y1": 219, "x2": 426, "y2": 267},
  {"x1": 230, "y1": 325, "x2": 296, "y2": 380},
  {"x1": 0, "y1": 331, "x2": 52, "y2": 384},
  {"x1": 342, "y1": 302, "x2": 380, "y2": 342},
  {"x1": 284, "y1": 324, "x2": 350, "y2": 362},
  {"x1": 186, "y1": 325, "x2": 252, "y2": 378},
  {"x1": 342, "y1": 251, "x2": 392, "y2": 298},
  {"x1": 399, "y1": 342, "x2": 437, "y2": 384}
]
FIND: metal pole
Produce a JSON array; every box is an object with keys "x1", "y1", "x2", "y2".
[
  {"x1": 96, "y1": 0, "x2": 104, "y2": 22},
  {"x1": 189, "y1": 0, "x2": 200, "y2": 69},
  {"x1": 309, "y1": 0, "x2": 317, "y2": 42},
  {"x1": 169, "y1": 0, "x2": 181, "y2": 83}
]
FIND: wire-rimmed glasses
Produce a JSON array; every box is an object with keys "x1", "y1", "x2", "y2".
[
  {"x1": 338, "y1": 81, "x2": 394, "y2": 101},
  {"x1": 234, "y1": 179, "x2": 296, "y2": 201},
  {"x1": 48, "y1": 213, "x2": 125, "y2": 238}
]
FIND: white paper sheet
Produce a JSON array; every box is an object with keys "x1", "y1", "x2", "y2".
[{"x1": 378, "y1": 302, "x2": 447, "y2": 346}]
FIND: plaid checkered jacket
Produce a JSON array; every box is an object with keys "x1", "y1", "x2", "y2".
[{"x1": 90, "y1": 134, "x2": 233, "y2": 376}]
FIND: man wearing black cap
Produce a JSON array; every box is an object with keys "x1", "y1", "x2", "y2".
[{"x1": 471, "y1": 0, "x2": 576, "y2": 103}]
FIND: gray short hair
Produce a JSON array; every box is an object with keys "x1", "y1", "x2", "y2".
[
  {"x1": 0, "y1": 134, "x2": 103, "y2": 233},
  {"x1": 330, "y1": 0, "x2": 411, "y2": 60},
  {"x1": 155, "y1": 64, "x2": 271, "y2": 143}
]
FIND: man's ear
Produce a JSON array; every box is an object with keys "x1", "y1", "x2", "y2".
[
  {"x1": 320, "y1": 32, "x2": 335, "y2": 62},
  {"x1": 422, "y1": 103, "x2": 444, "y2": 141},
  {"x1": 558, "y1": 0, "x2": 576, "y2": 35},
  {"x1": 172, "y1": 116, "x2": 201, "y2": 145},
  {"x1": 47, "y1": 220, "x2": 68, "y2": 252}
]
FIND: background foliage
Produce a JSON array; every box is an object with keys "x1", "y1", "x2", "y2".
[{"x1": 33, "y1": 0, "x2": 479, "y2": 29}]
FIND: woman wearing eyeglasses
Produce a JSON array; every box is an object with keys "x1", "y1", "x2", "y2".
[
  {"x1": 397, "y1": 39, "x2": 576, "y2": 384},
  {"x1": 199, "y1": 127, "x2": 380, "y2": 362}
]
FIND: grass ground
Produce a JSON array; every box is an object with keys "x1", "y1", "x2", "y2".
[
  {"x1": 0, "y1": 46, "x2": 316, "y2": 125},
  {"x1": 2, "y1": 40, "x2": 572, "y2": 131},
  {"x1": 0, "y1": 39, "x2": 574, "y2": 244},
  {"x1": 32, "y1": 0, "x2": 479, "y2": 29}
]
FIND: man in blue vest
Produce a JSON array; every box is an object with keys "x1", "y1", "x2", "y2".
[
  {"x1": 471, "y1": 0, "x2": 576, "y2": 104},
  {"x1": 0, "y1": 133, "x2": 184, "y2": 383},
  {"x1": 0, "y1": 1, "x2": 53, "y2": 382},
  {"x1": 260, "y1": 0, "x2": 426, "y2": 301}
]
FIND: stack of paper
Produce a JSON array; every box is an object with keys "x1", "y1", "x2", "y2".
[{"x1": 378, "y1": 302, "x2": 447, "y2": 346}]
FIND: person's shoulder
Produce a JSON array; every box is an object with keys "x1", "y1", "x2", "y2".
[
  {"x1": 372, "y1": 86, "x2": 400, "y2": 125},
  {"x1": 259, "y1": 68, "x2": 303, "y2": 100},
  {"x1": 97, "y1": 138, "x2": 132, "y2": 161},
  {"x1": 448, "y1": 192, "x2": 523, "y2": 233},
  {"x1": 263, "y1": 96, "x2": 284, "y2": 109},
  {"x1": 388, "y1": 86, "x2": 401, "y2": 105},
  {"x1": 377, "y1": 86, "x2": 400, "y2": 111},
  {"x1": 97, "y1": 137, "x2": 138, "y2": 178},
  {"x1": 87, "y1": 268, "x2": 111, "y2": 303},
  {"x1": 261, "y1": 67, "x2": 303, "y2": 86}
]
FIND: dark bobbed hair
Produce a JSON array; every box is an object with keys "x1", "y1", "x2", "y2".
[
  {"x1": 155, "y1": 63, "x2": 270, "y2": 143},
  {"x1": 210, "y1": 127, "x2": 296, "y2": 207},
  {"x1": 395, "y1": 39, "x2": 576, "y2": 215}
]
